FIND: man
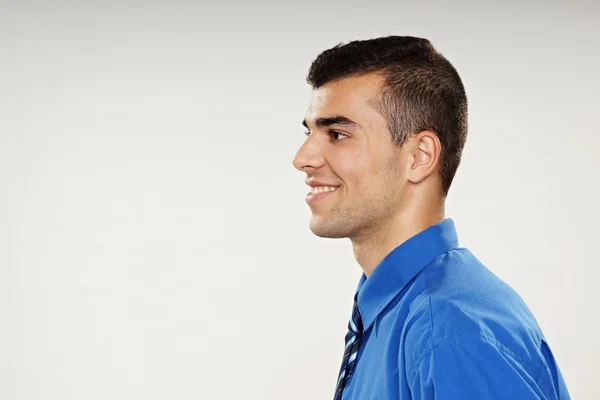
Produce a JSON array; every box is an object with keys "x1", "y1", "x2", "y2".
[{"x1": 292, "y1": 36, "x2": 570, "y2": 399}]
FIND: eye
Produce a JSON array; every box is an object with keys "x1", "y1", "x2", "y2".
[
  {"x1": 304, "y1": 130, "x2": 311, "y2": 137},
  {"x1": 330, "y1": 130, "x2": 348, "y2": 141}
]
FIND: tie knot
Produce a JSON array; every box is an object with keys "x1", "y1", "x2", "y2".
[{"x1": 350, "y1": 297, "x2": 364, "y2": 334}]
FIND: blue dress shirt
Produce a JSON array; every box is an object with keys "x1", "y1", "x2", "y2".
[{"x1": 341, "y1": 219, "x2": 570, "y2": 399}]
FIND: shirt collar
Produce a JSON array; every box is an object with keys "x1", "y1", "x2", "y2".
[{"x1": 354, "y1": 218, "x2": 459, "y2": 332}]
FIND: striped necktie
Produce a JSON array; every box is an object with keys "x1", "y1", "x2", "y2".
[{"x1": 333, "y1": 293, "x2": 363, "y2": 400}]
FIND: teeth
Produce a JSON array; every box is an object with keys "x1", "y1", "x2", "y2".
[{"x1": 310, "y1": 186, "x2": 338, "y2": 195}]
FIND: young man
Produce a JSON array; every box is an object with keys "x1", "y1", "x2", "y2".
[{"x1": 293, "y1": 36, "x2": 570, "y2": 399}]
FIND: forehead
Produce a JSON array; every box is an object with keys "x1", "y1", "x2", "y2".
[{"x1": 305, "y1": 73, "x2": 386, "y2": 126}]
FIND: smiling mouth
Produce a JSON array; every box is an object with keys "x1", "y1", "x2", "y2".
[{"x1": 305, "y1": 185, "x2": 340, "y2": 204}]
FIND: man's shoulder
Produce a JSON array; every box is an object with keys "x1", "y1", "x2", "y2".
[
  {"x1": 401, "y1": 248, "x2": 544, "y2": 377},
  {"x1": 422, "y1": 247, "x2": 536, "y2": 322}
]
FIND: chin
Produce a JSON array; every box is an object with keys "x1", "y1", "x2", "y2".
[{"x1": 309, "y1": 218, "x2": 349, "y2": 239}]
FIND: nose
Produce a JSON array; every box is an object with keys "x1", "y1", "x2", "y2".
[{"x1": 292, "y1": 135, "x2": 326, "y2": 172}]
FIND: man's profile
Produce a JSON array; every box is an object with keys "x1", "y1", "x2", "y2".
[{"x1": 292, "y1": 36, "x2": 570, "y2": 399}]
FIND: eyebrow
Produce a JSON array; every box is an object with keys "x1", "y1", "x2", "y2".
[{"x1": 302, "y1": 115, "x2": 360, "y2": 129}]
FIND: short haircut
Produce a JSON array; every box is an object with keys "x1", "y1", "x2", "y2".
[{"x1": 307, "y1": 36, "x2": 468, "y2": 195}]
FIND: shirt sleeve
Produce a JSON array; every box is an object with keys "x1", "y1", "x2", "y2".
[{"x1": 408, "y1": 336, "x2": 560, "y2": 400}]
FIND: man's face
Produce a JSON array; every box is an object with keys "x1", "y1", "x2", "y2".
[{"x1": 293, "y1": 73, "x2": 408, "y2": 240}]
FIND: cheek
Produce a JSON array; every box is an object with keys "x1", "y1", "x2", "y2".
[
  {"x1": 331, "y1": 150, "x2": 372, "y2": 187},
  {"x1": 364, "y1": 154, "x2": 404, "y2": 194}
]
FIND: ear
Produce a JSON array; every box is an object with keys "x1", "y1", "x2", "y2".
[{"x1": 407, "y1": 130, "x2": 441, "y2": 184}]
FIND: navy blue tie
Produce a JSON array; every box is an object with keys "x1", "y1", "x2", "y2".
[{"x1": 334, "y1": 293, "x2": 363, "y2": 400}]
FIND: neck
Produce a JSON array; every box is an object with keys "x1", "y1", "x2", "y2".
[{"x1": 350, "y1": 198, "x2": 445, "y2": 277}]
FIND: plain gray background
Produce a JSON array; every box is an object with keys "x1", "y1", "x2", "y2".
[{"x1": 1, "y1": 1, "x2": 598, "y2": 399}]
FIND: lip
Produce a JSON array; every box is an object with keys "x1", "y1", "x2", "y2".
[
  {"x1": 305, "y1": 190, "x2": 338, "y2": 205},
  {"x1": 305, "y1": 178, "x2": 340, "y2": 188}
]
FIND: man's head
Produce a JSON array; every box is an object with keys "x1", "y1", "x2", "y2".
[{"x1": 293, "y1": 36, "x2": 468, "y2": 240}]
